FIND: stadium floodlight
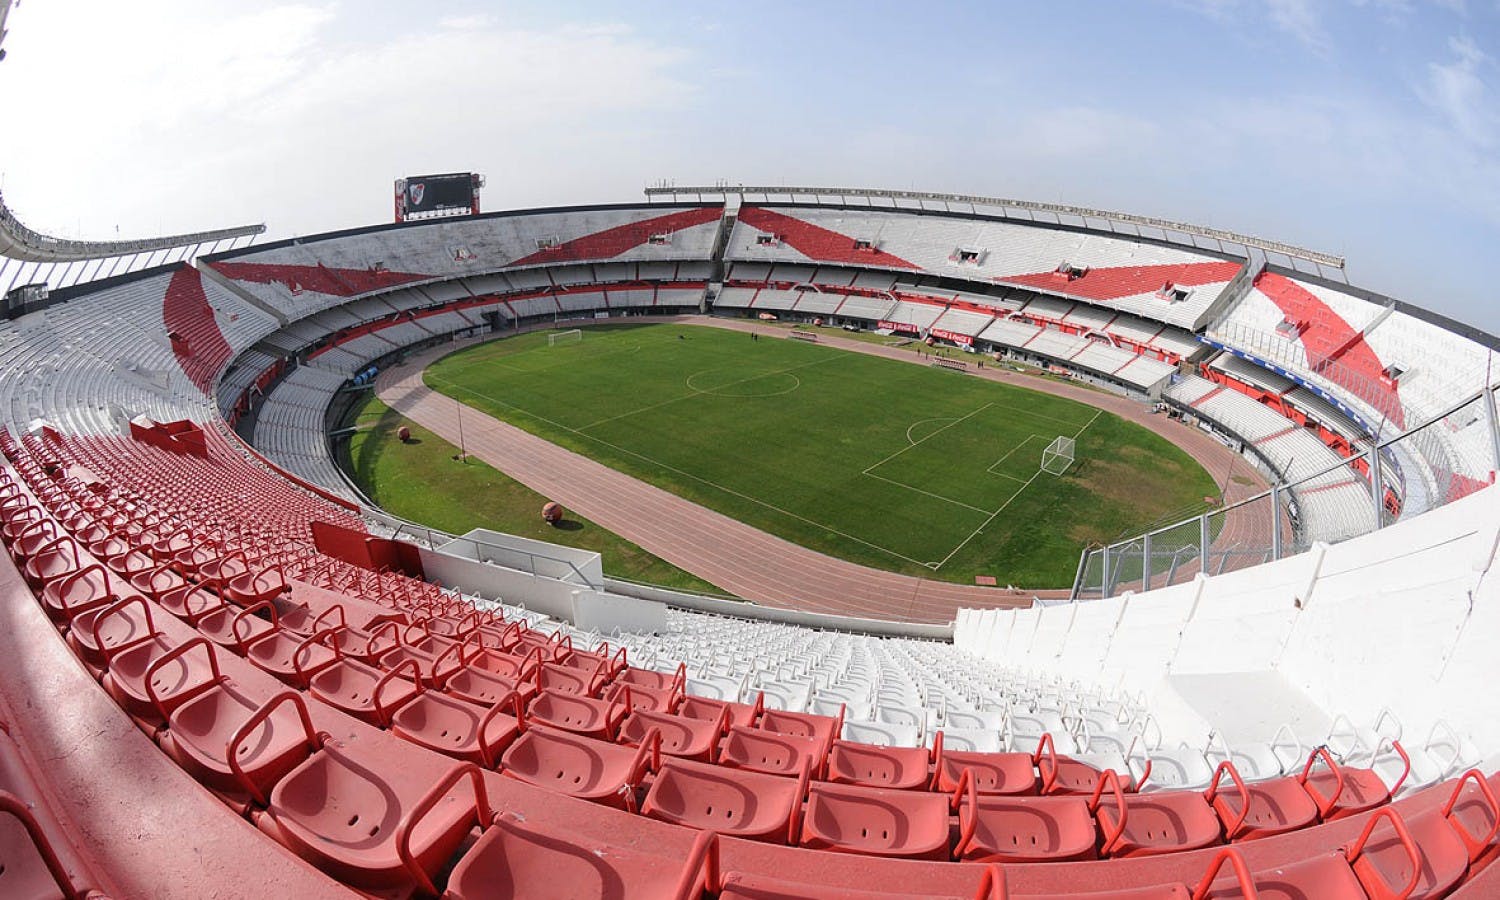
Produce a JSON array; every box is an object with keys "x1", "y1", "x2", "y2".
[
  {"x1": 1042, "y1": 435, "x2": 1076, "y2": 476},
  {"x1": 548, "y1": 329, "x2": 582, "y2": 347}
]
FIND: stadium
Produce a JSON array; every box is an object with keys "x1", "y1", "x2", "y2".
[{"x1": 0, "y1": 3, "x2": 1498, "y2": 899}]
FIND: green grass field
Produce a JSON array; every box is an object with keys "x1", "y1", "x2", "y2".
[
  {"x1": 338, "y1": 396, "x2": 725, "y2": 595},
  {"x1": 422, "y1": 323, "x2": 1219, "y2": 587}
]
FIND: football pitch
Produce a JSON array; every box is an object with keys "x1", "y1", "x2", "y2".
[{"x1": 422, "y1": 323, "x2": 1217, "y2": 586}]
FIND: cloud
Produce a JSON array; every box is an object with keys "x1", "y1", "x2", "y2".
[
  {"x1": 0, "y1": 2, "x2": 696, "y2": 240},
  {"x1": 1420, "y1": 34, "x2": 1496, "y2": 147},
  {"x1": 1265, "y1": 0, "x2": 1328, "y2": 49}
]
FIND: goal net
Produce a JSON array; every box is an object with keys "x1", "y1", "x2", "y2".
[
  {"x1": 548, "y1": 329, "x2": 582, "y2": 347},
  {"x1": 1041, "y1": 435, "x2": 1076, "y2": 476}
]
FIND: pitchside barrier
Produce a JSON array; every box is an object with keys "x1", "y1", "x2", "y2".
[
  {"x1": 930, "y1": 358, "x2": 968, "y2": 372},
  {"x1": 788, "y1": 329, "x2": 818, "y2": 342}
]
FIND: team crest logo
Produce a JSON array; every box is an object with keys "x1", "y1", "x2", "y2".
[{"x1": 408, "y1": 182, "x2": 425, "y2": 206}]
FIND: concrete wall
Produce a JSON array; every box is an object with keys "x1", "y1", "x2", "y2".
[{"x1": 954, "y1": 481, "x2": 1500, "y2": 758}]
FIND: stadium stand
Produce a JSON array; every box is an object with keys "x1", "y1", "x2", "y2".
[{"x1": 0, "y1": 189, "x2": 1494, "y2": 897}]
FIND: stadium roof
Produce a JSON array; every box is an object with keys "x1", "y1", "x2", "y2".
[{"x1": 645, "y1": 183, "x2": 1346, "y2": 271}]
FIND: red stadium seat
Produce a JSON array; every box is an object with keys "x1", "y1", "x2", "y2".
[
  {"x1": 1300, "y1": 745, "x2": 1395, "y2": 821},
  {"x1": 225, "y1": 563, "x2": 290, "y2": 606},
  {"x1": 258, "y1": 743, "x2": 488, "y2": 894},
  {"x1": 1200, "y1": 808, "x2": 1425, "y2": 899},
  {"x1": 197, "y1": 598, "x2": 278, "y2": 654},
  {"x1": 162, "y1": 688, "x2": 321, "y2": 806},
  {"x1": 443, "y1": 814, "x2": 716, "y2": 900},
  {"x1": 934, "y1": 730, "x2": 1039, "y2": 796},
  {"x1": 680, "y1": 693, "x2": 760, "y2": 731},
  {"x1": 1205, "y1": 759, "x2": 1319, "y2": 842},
  {"x1": 67, "y1": 594, "x2": 156, "y2": 668},
  {"x1": 527, "y1": 687, "x2": 631, "y2": 741},
  {"x1": 536, "y1": 659, "x2": 607, "y2": 697},
  {"x1": 500, "y1": 724, "x2": 658, "y2": 811},
  {"x1": 246, "y1": 626, "x2": 341, "y2": 688},
  {"x1": 1094, "y1": 769, "x2": 1227, "y2": 858},
  {"x1": 719, "y1": 724, "x2": 824, "y2": 778},
  {"x1": 1440, "y1": 769, "x2": 1500, "y2": 863},
  {"x1": 825, "y1": 738, "x2": 932, "y2": 790},
  {"x1": 390, "y1": 689, "x2": 524, "y2": 768},
  {"x1": 760, "y1": 706, "x2": 843, "y2": 758},
  {"x1": 102, "y1": 634, "x2": 225, "y2": 724},
  {"x1": 643, "y1": 755, "x2": 808, "y2": 843},
  {"x1": 716, "y1": 862, "x2": 1005, "y2": 899},
  {"x1": 799, "y1": 780, "x2": 951, "y2": 859},
  {"x1": 309, "y1": 657, "x2": 422, "y2": 727},
  {"x1": 953, "y1": 766, "x2": 1099, "y2": 863},
  {"x1": 619, "y1": 706, "x2": 725, "y2": 762},
  {"x1": 39, "y1": 561, "x2": 117, "y2": 624}
]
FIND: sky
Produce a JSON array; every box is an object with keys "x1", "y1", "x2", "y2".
[{"x1": 0, "y1": 0, "x2": 1497, "y2": 332}]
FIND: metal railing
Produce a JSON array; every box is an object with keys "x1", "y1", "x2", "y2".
[{"x1": 1072, "y1": 381, "x2": 1500, "y2": 599}]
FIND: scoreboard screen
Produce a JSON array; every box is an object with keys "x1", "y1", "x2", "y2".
[{"x1": 394, "y1": 173, "x2": 482, "y2": 221}]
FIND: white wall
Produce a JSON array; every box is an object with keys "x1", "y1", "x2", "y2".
[{"x1": 954, "y1": 481, "x2": 1500, "y2": 756}]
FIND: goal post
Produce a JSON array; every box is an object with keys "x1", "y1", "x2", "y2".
[
  {"x1": 548, "y1": 329, "x2": 582, "y2": 347},
  {"x1": 1041, "y1": 435, "x2": 1076, "y2": 476}
]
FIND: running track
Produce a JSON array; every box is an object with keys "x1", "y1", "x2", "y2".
[{"x1": 375, "y1": 316, "x2": 1271, "y2": 624}]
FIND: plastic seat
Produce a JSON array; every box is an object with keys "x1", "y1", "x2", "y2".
[
  {"x1": 643, "y1": 756, "x2": 808, "y2": 843},
  {"x1": 1204, "y1": 759, "x2": 1317, "y2": 841},
  {"x1": 390, "y1": 690, "x2": 524, "y2": 768},
  {"x1": 953, "y1": 767, "x2": 1099, "y2": 863},
  {"x1": 197, "y1": 599, "x2": 277, "y2": 654},
  {"x1": 1357, "y1": 805, "x2": 1470, "y2": 900},
  {"x1": 132, "y1": 562, "x2": 188, "y2": 603},
  {"x1": 940, "y1": 727, "x2": 1006, "y2": 753},
  {"x1": 102, "y1": 635, "x2": 224, "y2": 725},
  {"x1": 799, "y1": 781, "x2": 951, "y2": 859},
  {"x1": 1201, "y1": 810, "x2": 1425, "y2": 900},
  {"x1": 1440, "y1": 769, "x2": 1500, "y2": 863},
  {"x1": 825, "y1": 739, "x2": 931, "y2": 790},
  {"x1": 67, "y1": 595, "x2": 156, "y2": 668},
  {"x1": 716, "y1": 866, "x2": 1003, "y2": 900},
  {"x1": 225, "y1": 564, "x2": 290, "y2": 606},
  {"x1": 719, "y1": 725, "x2": 824, "y2": 778},
  {"x1": 1093, "y1": 770, "x2": 1227, "y2": 858},
  {"x1": 680, "y1": 694, "x2": 759, "y2": 731},
  {"x1": 309, "y1": 657, "x2": 421, "y2": 727},
  {"x1": 258, "y1": 742, "x2": 487, "y2": 894},
  {"x1": 104, "y1": 546, "x2": 154, "y2": 580},
  {"x1": 935, "y1": 732, "x2": 1039, "y2": 796},
  {"x1": 23, "y1": 536, "x2": 82, "y2": 588},
  {"x1": 445, "y1": 663, "x2": 537, "y2": 710},
  {"x1": 536, "y1": 660, "x2": 605, "y2": 697},
  {"x1": 1300, "y1": 746, "x2": 1393, "y2": 821},
  {"x1": 760, "y1": 707, "x2": 842, "y2": 758},
  {"x1": 39, "y1": 562, "x2": 118, "y2": 624},
  {"x1": 162, "y1": 688, "x2": 321, "y2": 806},
  {"x1": 500, "y1": 724, "x2": 657, "y2": 811},
  {"x1": 442, "y1": 813, "x2": 715, "y2": 900},
  {"x1": 527, "y1": 688, "x2": 630, "y2": 741},
  {"x1": 246, "y1": 627, "x2": 340, "y2": 688},
  {"x1": 619, "y1": 707, "x2": 724, "y2": 762},
  {"x1": 378, "y1": 643, "x2": 463, "y2": 687},
  {"x1": 605, "y1": 678, "x2": 681, "y2": 714}
]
